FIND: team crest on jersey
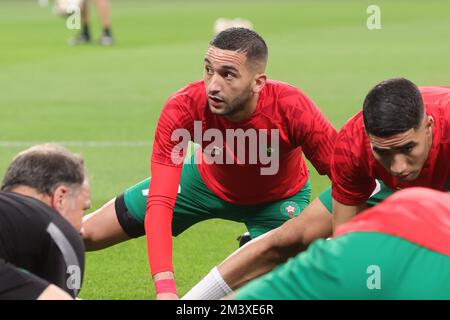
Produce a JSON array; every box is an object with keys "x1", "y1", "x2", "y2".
[{"x1": 280, "y1": 201, "x2": 300, "y2": 219}]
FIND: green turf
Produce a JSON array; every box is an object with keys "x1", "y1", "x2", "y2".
[{"x1": 0, "y1": 0, "x2": 449, "y2": 299}]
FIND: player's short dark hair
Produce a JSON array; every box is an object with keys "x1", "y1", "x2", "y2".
[
  {"x1": 363, "y1": 78, "x2": 424, "y2": 137},
  {"x1": 210, "y1": 27, "x2": 268, "y2": 67},
  {"x1": 1, "y1": 144, "x2": 86, "y2": 195}
]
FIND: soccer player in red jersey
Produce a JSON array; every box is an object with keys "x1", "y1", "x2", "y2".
[
  {"x1": 182, "y1": 78, "x2": 449, "y2": 300},
  {"x1": 233, "y1": 187, "x2": 450, "y2": 300},
  {"x1": 81, "y1": 28, "x2": 337, "y2": 299},
  {"x1": 331, "y1": 79, "x2": 450, "y2": 230}
]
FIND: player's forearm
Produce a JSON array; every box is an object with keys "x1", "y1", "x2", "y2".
[
  {"x1": 332, "y1": 199, "x2": 365, "y2": 232},
  {"x1": 219, "y1": 229, "x2": 298, "y2": 290},
  {"x1": 182, "y1": 228, "x2": 302, "y2": 300}
]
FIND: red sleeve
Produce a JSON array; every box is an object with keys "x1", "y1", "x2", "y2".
[
  {"x1": 290, "y1": 93, "x2": 337, "y2": 178},
  {"x1": 151, "y1": 97, "x2": 194, "y2": 166},
  {"x1": 145, "y1": 94, "x2": 194, "y2": 276},
  {"x1": 145, "y1": 161, "x2": 182, "y2": 275},
  {"x1": 331, "y1": 117, "x2": 375, "y2": 205}
]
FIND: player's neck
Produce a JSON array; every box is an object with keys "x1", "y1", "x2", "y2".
[{"x1": 224, "y1": 93, "x2": 259, "y2": 123}]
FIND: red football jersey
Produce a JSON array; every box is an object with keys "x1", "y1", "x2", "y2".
[
  {"x1": 334, "y1": 187, "x2": 450, "y2": 257},
  {"x1": 331, "y1": 86, "x2": 450, "y2": 206},
  {"x1": 146, "y1": 80, "x2": 337, "y2": 276}
]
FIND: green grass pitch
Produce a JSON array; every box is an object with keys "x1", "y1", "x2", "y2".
[{"x1": 0, "y1": 0, "x2": 449, "y2": 299}]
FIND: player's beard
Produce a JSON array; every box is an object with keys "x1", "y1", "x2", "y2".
[{"x1": 210, "y1": 84, "x2": 254, "y2": 118}]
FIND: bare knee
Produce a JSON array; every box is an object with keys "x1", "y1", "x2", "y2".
[{"x1": 81, "y1": 198, "x2": 130, "y2": 251}]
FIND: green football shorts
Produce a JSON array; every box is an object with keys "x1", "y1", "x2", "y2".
[
  {"x1": 115, "y1": 155, "x2": 311, "y2": 239},
  {"x1": 318, "y1": 180, "x2": 395, "y2": 213}
]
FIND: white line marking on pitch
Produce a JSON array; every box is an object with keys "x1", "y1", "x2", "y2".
[{"x1": 0, "y1": 141, "x2": 153, "y2": 148}]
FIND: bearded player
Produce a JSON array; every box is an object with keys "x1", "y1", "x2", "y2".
[{"x1": 81, "y1": 28, "x2": 338, "y2": 299}]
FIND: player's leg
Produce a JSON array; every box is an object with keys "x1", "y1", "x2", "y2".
[
  {"x1": 69, "y1": 0, "x2": 91, "y2": 45},
  {"x1": 182, "y1": 193, "x2": 332, "y2": 300},
  {"x1": 318, "y1": 180, "x2": 396, "y2": 215},
  {"x1": 82, "y1": 155, "x2": 220, "y2": 251},
  {"x1": 226, "y1": 192, "x2": 332, "y2": 290},
  {"x1": 93, "y1": 0, "x2": 114, "y2": 45},
  {"x1": 81, "y1": 178, "x2": 150, "y2": 251},
  {"x1": 243, "y1": 179, "x2": 313, "y2": 240}
]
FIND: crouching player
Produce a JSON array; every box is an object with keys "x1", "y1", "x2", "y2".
[
  {"x1": 233, "y1": 188, "x2": 450, "y2": 299},
  {"x1": 0, "y1": 144, "x2": 91, "y2": 300}
]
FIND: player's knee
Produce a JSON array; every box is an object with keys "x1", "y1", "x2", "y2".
[{"x1": 80, "y1": 220, "x2": 98, "y2": 251}]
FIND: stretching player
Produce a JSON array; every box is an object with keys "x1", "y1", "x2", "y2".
[
  {"x1": 332, "y1": 79, "x2": 450, "y2": 229},
  {"x1": 82, "y1": 28, "x2": 337, "y2": 299},
  {"x1": 233, "y1": 188, "x2": 450, "y2": 299}
]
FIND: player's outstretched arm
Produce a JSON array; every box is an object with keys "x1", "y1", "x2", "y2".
[
  {"x1": 331, "y1": 199, "x2": 365, "y2": 232},
  {"x1": 182, "y1": 197, "x2": 332, "y2": 300}
]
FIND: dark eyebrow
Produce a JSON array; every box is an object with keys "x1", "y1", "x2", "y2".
[
  {"x1": 221, "y1": 65, "x2": 239, "y2": 73},
  {"x1": 372, "y1": 141, "x2": 417, "y2": 153},
  {"x1": 396, "y1": 141, "x2": 417, "y2": 150},
  {"x1": 203, "y1": 58, "x2": 239, "y2": 73},
  {"x1": 372, "y1": 146, "x2": 390, "y2": 154}
]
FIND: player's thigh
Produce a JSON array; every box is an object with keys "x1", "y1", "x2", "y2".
[
  {"x1": 102, "y1": 170, "x2": 217, "y2": 239},
  {"x1": 279, "y1": 197, "x2": 332, "y2": 247},
  {"x1": 244, "y1": 180, "x2": 312, "y2": 239},
  {"x1": 82, "y1": 196, "x2": 133, "y2": 251},
  {"x1": 318, "y1": 181, "x2": 396, "y2": 213}
]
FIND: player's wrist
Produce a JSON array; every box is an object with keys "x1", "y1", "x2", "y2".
[{"x1": 154, "y1": 278, "x2": 177, "y2": 295}]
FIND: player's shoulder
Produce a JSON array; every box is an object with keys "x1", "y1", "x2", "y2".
[
  {"x1": 420, "y1": 86, "x2": 450, "y2": 107},
  {"x1": 0, "y1": 192, "x2": 77, "y2": 229},
  {"x1": 166, "y1": 80, "x2": 206, "y2": 105},
  {"x1": 339, "y1": 111, "x2": 365, "y2": 139},
  {"x1": 262, "y1": 80, "x2": 318, "y2": 119},
  {"x1": 0, "y1": 192, "x2": 57, "y2": 240},
  {"x1": 0, "y1": 191, "x2": 52, "y2": 216},
  {"x1": 264, "y1": 80, "x2": 309, "y2": 102},
  {"x1": 421, "y1": 86, "x2": 450, "y2": 143}
]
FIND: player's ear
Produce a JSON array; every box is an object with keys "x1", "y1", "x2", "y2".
[
  {"x1": 51, "y1": 185, "x2": 70, "y2": 213},
  {"x1": 424, "y1": 115, "x2": 434, "y2": 135},
  {"x1": 253, "y1": 73, "x2": 267, "y2": 94}
]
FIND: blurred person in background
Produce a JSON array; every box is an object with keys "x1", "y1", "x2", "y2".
[{"x1": 69, "y1": 0, "x2": 114, "y2": 46}]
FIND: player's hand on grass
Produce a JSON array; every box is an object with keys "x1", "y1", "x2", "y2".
[{"x1": 153, "y1": 271, "x2": 178, "y2": 300}]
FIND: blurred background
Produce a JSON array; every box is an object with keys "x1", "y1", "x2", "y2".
[{"x1": 1, "y1": 0, "x2": 449, "y2": 299}]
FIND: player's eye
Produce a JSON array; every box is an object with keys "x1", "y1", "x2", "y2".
[
  {"x1": 205, "y1": 66, "x2": 213, "y2": 75},
  {"x1": 402, "y1": 146, "x2": 414, "y2": 154},
  {"x1": 373, "y1": 148, "x2": 389, "y2": 156},
  {"x1": 223, "y1": 71, "x2": 235, "y2": 80}
]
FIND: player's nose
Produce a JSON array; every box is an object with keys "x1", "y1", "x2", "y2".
[
  {"x1": 206, "y1": 73, "x2": 222, "y2": 93},
  {"x1": 390, "y1": 154, "x2": 408, "y2": 176}
]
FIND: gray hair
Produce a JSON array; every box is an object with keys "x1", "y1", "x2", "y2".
[{"x1": 1, "y1": 144, "x2": 86, "y2": 195}]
